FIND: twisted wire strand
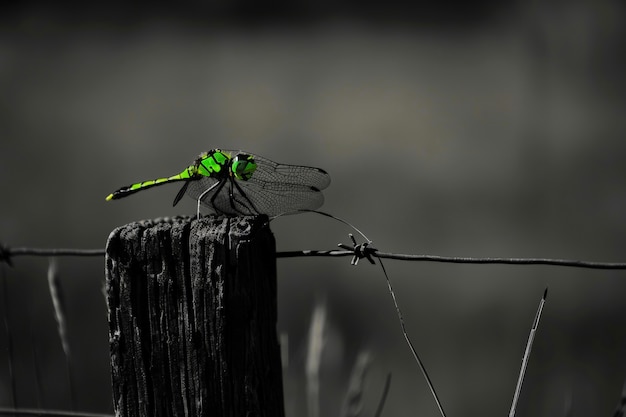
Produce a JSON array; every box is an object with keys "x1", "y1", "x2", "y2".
[{"x1": 2, "y1": 245, "x2": 626, "y2": 270}]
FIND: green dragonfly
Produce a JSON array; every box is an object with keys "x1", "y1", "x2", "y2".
[{"x1": 106, "y1": 149, "x2": 331, "y2": 217}]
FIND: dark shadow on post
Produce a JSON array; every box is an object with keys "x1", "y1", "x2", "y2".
[{"x1": 105, "y1": 215, "x2": 285, "y2": 417}]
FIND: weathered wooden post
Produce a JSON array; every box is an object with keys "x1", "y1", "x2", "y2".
[{"x1": 105, "y1": 215, "x2": 284, "y2": 417}]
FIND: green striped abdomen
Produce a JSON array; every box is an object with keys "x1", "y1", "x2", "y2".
[{"x1": 105, "y1": 167, "x2": 195, "y2": 201}]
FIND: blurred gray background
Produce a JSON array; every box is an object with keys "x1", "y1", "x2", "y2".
[{"x1": 1, "y1": 1, "x2": 626, "y2": 416}]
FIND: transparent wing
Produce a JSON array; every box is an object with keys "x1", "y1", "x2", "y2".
[
  {"x1": 221, "y1": 150, "x2": 331, "y2": 191},
  {"x1": 182, "y1": 177, "x2": 323, "y2": 216},
  {"x1": 230, "y1": 178, "x2": 325, "y2": 216}
]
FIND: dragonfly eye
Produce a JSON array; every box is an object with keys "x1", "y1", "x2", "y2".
[{"x1": 231, "y1": 153, "x2": 257, "y2": 181}]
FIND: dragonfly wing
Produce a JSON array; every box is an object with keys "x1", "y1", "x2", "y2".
[
  {"x1": 184, "y1": 176, "x2": 324, "y2": 216},
  {"x1": 235, "y1": 177, "x2": 325, "y2": 216},
  {"x1": 221, "y1": 151, "x2": 331, "y2": 190}
]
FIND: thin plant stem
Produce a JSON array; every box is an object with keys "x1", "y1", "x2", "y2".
[
  {"x1": 374, "y1": 374, "x2": 392, "y2": 417},
  {"x1": 1, "y1": 268, "x2": 17, "y2": 409},
  {"x1": 305, "y1": 301, "x2": 326, "y2": 417},
  {"x1": 47, "y1": 258, "x2": 75, "y2": 410},
  {"x1": 508, "y1": 287, "x2": 548, "y2": 417}
]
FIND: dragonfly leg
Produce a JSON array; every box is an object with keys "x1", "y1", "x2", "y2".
[
  {"x1": 225, "y1": 179, "x2": 248, "y2": 214},
  {"x1": 206, "y1": 180, "x2": 229, "y2": 217},
  {"x1": 231, "y1": 178, "x2": 260, "y2": 215},
  {"x1": 197, "y1": 181, "x2": 223, "y2": 219}
]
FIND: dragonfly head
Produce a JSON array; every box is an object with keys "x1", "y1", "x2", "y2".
[{"x1": 231, "y1": 153, "x2": 257, "y2": 181}]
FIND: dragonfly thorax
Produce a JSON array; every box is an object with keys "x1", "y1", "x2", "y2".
[{"x1": 195, "y1": 150, "x2": 231, "y2": 179}]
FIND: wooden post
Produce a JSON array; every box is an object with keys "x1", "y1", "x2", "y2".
[{"x1": 105, "y1": 215, "x2": 285, "y2": 417}]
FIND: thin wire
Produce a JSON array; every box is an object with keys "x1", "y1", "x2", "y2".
[
  {"x1": 277, "y1": 250, "x2": 626, "y2": 269},
  {"x1": 377, "y1": 257, "x2": 447, "y2": 417},
  {"x1": 3, "y1": 246, "x2": 626, "y2": 270},
  {"x1": 0, "y1": 407, "x2": 113, "y2": 417},
  {"x1": 372, "y1": 253, "x2": 626, "y2": 269},
  {"x1": 270, "y1": 209, "x2": 370, "y2": 243},
  {"x1": 4, "y1": 248, "x2": 105, "y2": 258}
]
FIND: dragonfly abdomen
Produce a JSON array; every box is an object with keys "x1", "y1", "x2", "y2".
[{"x1": 106, "y1": 174, "x2": 189, "y2": 201}]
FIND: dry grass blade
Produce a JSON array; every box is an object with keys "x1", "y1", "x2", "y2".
[
  {"x1": 0, "y1": 266, "x2": 17, "y2": 408},
  {"x1": 611, "y1": 379, "x2": 626, "y2": 417},
  {"x1": 374, "y1": 374, "x2": 392, "y2": 417},
  {"x1": 306, "y1": 301, "x2": 326, "y2": 417},
  {"x1": 340, "y1": 351, "x2": 371, "y2": 417},
  {"x1": 47, "y1": 258, "x2": 75, "y2": 409},
  {"x1": 48, "y1": 259, "x2": 69, "y2": 356},
  {"x1": 508, "y1": 287, "x2": 548, "y2": 417},
  {"x1": 30, "y1": 319, "x2": 44, "y2": 407},
  {"x1": 280, "y1": 332, "x2": 289, "y2": 369}
]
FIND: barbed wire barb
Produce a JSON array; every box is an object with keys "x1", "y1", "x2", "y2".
[{"x1": 337, "y1": 233, "x2": 377, "y2": 265}]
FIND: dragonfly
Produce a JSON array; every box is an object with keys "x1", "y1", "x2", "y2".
[{"x1": 106, "y1": 149, "x2": 331, "y2": 218}]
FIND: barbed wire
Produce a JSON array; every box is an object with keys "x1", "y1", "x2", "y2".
[
  {"x1": 2, "y1": 243, "x2": 626, "y2": 270},
  {"x1": 278, "y1": 249, "x2": 626, "y2": 269},
  {"x1": 0, "y1": 247, "x2": 105, "y2": 266},
  {"x1": 0, "y1": 407, "x2": 113, "y2": 417}
]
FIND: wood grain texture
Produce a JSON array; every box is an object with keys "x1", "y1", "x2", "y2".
[{"x1": 105, "y1": 215, "x2": 284, "y2": 417}]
